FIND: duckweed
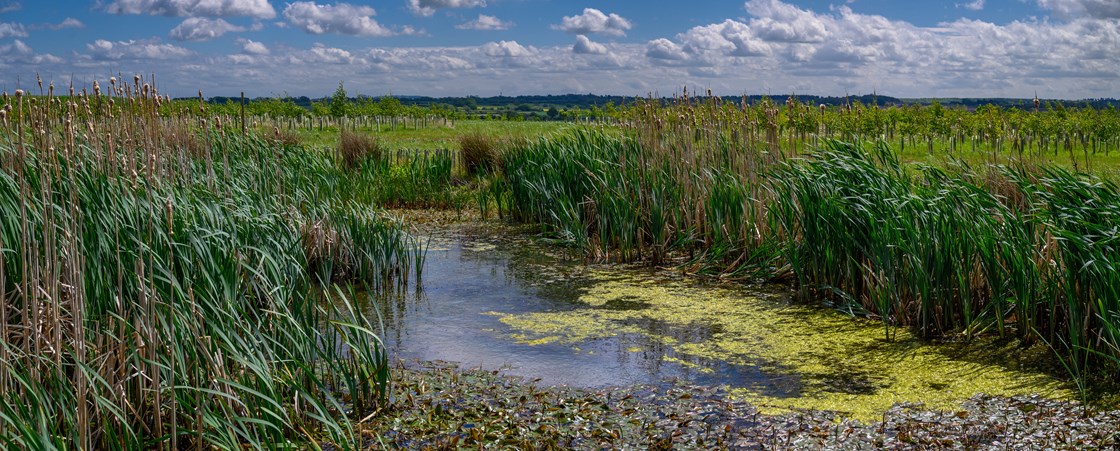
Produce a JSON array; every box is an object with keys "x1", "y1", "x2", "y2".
[{"x1": 491, "y1": 270, "x2": 1070, "y2": 421}]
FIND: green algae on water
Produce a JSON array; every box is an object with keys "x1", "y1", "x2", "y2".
[{"x1": 489, "y1": 270, "x2": 1071, "y2": 422}]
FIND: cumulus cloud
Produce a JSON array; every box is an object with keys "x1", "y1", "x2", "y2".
[
  {"x1": 283, "y1": 2, "x2": 395, "y2": 37},
  {"x1": 745, "y1": 0, "x2": 828, "y2": 43},
  {"x1": 553, "y1": 8, "x2": 632, "y2": 37},
  {"x1": 105, "y1": 0, "x2": 276, "y2": 19},
  {"x1": 679, "y1": 19, "x2": 772, "y2": 57},
  {"x1": 241, "y1": 39, "x2": 269, "y2": 55},
  {"x1": 85, "y1": 39, "x2": 193, "y2": 60},
  {"x1": 170, "y1": 17, "x2": 245, "y2": 41},
  {"x1": 0, "y1": 22, "x2": 27, "y2": 38},
  {"x1": 572, "y1": 35, "x2": 607, "y2": 55},
  {"x1": 482, "y1": 40, "x2": 533, "y2": 57},
  {"x1": 456, "y1": 14, "x2": 512, "y2": 30},
  {"x1": 408, "y1": 0, "x2": 486, "y2": 17},
  {"x1": 645, "y1": 38, "x2": 686, "y2": 60},
  {"x1": 1037, "y1": 0, "x2": 1120, "y2": 19},
  {"x1": 300, "y1": 43, "x2": 359, "y2": 64}
]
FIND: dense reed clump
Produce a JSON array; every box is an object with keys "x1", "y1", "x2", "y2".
[
  {"x1": 0, "y1": 76, "x2": 422, "y2": 449},
  {"x1": 338, "y1": 129, "x2": 385, "y2": 171},
  {"x1": 458, "y1": 133, "x2": 498, "y2": 175},
  {"x1": 496, "y1": 93, "x2": 1120, "y2": 384}
]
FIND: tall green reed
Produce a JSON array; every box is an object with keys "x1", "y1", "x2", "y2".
[
  {"x1": 0, "y1": 76, "x2": 421, "y2": 449},
  {"x1": 496, "y1": 120, "x2": 1120, "y2": 382}
]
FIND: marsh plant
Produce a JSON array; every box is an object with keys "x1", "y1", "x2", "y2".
[
  {"x1": 497, "y1": 93, "x2": 1120, "y2": 385},
  {"x1": 0, "y1": 76, "x2": 423, "y2": 449}
]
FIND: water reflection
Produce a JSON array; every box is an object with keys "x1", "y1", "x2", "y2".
[
  {"x1": 363, "y1": 226, "x2": 774, "y2": 390},
  {"x1": 360, "y1": 224, "x2": 1067, "y2": 420}
]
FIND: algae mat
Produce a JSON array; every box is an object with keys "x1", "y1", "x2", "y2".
[{"x1": 488, "y1": 270, "x2": 1070, "y2": 422}]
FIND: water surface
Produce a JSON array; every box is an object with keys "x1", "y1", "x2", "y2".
[{"x1": 368, "y1": 224, "x2": 1068, "y2": 420}]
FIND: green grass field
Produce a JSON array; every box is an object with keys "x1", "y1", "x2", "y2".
[{"x1": 273, "y1": 119, "x2": 573, "y2": 150}]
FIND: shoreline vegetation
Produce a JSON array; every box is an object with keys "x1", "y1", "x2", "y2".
[
  {"x1": 0, "y1": 76, "x2": 422, "y2": 449},
  {"x1": 493, "y1": 94, "x2": 1120, "y2": 380},
  {"x1": 2, "y1": 76, "x2": 1119, "y2": 449}
]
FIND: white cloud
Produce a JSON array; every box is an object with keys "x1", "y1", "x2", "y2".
[
  {"x1": 960, "y1": 0, "x2": 985, "y2": 11},
  {"x1": 85, "y1": 38, "x2": 193, "y2": 60},
  {"x1": 283, "y1": 2, "x2": 396, "y2": 37},
  {"x1": 241, "y1": 39, "x2": 269, "y2": 55},
  {"x1": 456, "y1": 14, "x2": 512, "y2": 30},
  {"x1": 572, "y1": 35, "x2": 607, "y2": 55},
  {"x1": 0, "y1": 1, "x2": 19, "y2": 13},
  {"x1": 678, "y1": 19, "x2": 772, "y2": 57},
  {"x1": 42, "y1": 18, "x2": 86, "y2": 30},
  {"x1": 482, "y1": 40, "x2": 533, "y2": 57},
  {"x1": 0, "y1": 39, "x2": 31, "y2": 58},
  {"x1": 745, "y1": 0, "x2": 828, "y2": 43},
  {"x1": 0, "y1": 22, "x2": 27, "y2": 39},
  {"x1": 553, "y1": 8, "x2": 632, "y2": 37},
  {"x1": 408, "y1": 0, "x2": 486, "y2": 17},
  {"x1": 645, "y1": 38, "x2": 686, "y2": 60},
  {"x1": 299, "y1": 43, "x2": 359, "y2": 64},
  {"x1": 105, "y1": 0, "x2": 276, "y2": 19},
  {"x1": 1037, "y1": 0, "x2": 1120, "y2": 19},
  {"x1": 170, "y1": 17, "x2": 245, "y2": 41}
]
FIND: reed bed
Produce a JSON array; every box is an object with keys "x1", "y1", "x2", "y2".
[
  {"x1": 0, "y1": 76, "x2": 423, "y2": 449},
  {"x1": 497, "y1": 93, "x2": 1120, "y2": 386}
]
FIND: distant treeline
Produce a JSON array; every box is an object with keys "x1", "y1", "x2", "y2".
[{"x1": 195, "y1": 93, "x2": 1118, "y2": 112}]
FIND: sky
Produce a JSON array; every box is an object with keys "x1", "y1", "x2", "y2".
[{"x1": 0, "y1": 0, "x2": 1117, "y2": 99}]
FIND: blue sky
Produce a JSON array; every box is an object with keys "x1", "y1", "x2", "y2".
[{"x1": 0, "y1": 0, "x2": 1117, "y2": 98}]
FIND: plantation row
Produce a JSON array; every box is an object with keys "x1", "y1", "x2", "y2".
[
  {"x1": 621, "y1": 94, "x2": 1120, "y2": 164},
  {"x1": 492, "y1": 119, "x2": 1120, "y2": 388},
  {"x1": 0, "y1": 78, "x2": 438, "y2": 448}
]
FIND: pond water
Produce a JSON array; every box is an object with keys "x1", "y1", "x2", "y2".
[{"x1": 368, "y1": 224, "x2": 1070, "y2": 421}]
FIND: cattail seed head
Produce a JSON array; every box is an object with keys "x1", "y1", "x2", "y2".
[
  {"x1": 134, "y1": 74, "x2": 140, "y2": 85},
  {"x1": 93, "y1": 81, "x2": 100, "y2": 95},
  {"x1": 14, "y1": 89, "x2": 24, "y2": 98},
  {"x1": 109, "y1": 77, "x2": 116, "y2": 85}
]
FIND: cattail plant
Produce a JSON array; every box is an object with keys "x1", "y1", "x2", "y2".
[{"x1": 0, "y1": 75, "x2": 426, "y2": 449}]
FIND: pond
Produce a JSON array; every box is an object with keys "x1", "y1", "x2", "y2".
[{"x1": 367, "y1": 223, "x2": 1070, "y2": 421}]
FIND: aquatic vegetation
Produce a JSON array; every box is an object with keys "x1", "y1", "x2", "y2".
[
  {"x1": 0, "y1": 77, "x2": 422, "y2": 448},
  {"x1": 496, "y1": 111, "x2": 1120, "y2": 388},
  {"x1": 491, "y1": 271, "x2": 1070, "y2": 421}
]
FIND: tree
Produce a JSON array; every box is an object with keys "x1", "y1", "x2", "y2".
[
  {"x1": 547, "y1": 106, "x2": 560, "y2": 120},
  {"x1": 329, "y1": 81, "x2": 350, "y2": 118}
]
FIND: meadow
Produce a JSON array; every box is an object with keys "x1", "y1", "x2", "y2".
[{"x1": 2, "y1": 77, "x2": 1119, "y2": 448}]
